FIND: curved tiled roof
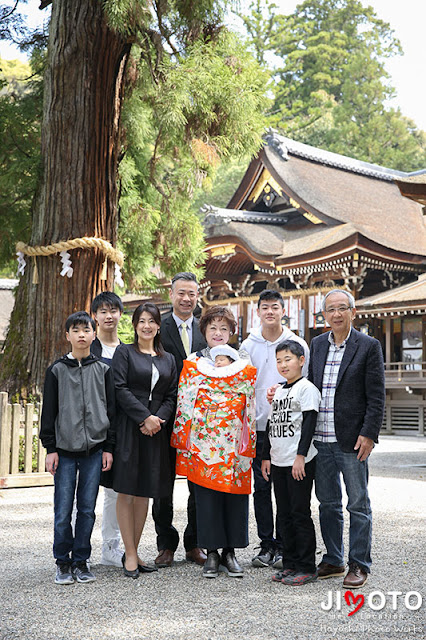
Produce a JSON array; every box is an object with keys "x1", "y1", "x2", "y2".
[
  {"x1": 264, "y1": 130, "x2": 417, "y2": 181},
  {"x1": 205, "y1": 218, "x2": 284, "y2": 258},
  {"x1": 263, "y1": 146, "x2": 426, "y2": 257}
]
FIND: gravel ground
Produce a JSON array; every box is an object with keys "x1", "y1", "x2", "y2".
[{"x1": 0, "y1": 435, "x2": 425, "y2": 640}]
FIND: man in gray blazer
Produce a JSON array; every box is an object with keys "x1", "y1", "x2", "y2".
[
  {"x1": 153, "y1": 272, "x2": 207, "y2": 568},
  {"x1": 309, "y1": 289, "x2": 385, "y2": 588}
]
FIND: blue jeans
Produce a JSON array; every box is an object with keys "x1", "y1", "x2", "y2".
[
  {"x1": 314, "y1": 441, "x2": 372, "y2": 573},
  {"x1": 53, "y1": 450, "x2": 102, "y2": 564},
  {"x1": 252, "y1": 431, "x2": 282, "y2": 549}
]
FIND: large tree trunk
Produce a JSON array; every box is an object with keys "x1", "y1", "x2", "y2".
[{"x1": 1, "y1": 0, "x2": 131, "y2": 395}]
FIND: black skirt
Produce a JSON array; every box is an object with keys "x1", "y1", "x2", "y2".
[
  {"x1": 112, "y1": 411, "x2": 173, "y2": 498},
  {"x1": 193, "y1": 483, "x2": 249, "y2": 549}
]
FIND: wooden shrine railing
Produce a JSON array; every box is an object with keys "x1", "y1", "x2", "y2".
[{"x1": 0, "y1": 392, "x2": 53, "y2": 488}]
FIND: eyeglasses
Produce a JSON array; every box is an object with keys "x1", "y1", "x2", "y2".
[{"x1": 325, "y1": 305, "x2": 352, "y2": 314}]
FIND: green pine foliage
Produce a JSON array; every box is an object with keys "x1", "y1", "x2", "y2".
[
  {"x1": 237, "y1": 0, "x2": 426, "y2": 171},
  {"x1": 0, "y1": 2, "x2": 268, "y2": 287},
  {"x1": 117, "y1": 312, "x2": 135, "y2": 343},
  {"x1": 109, "y1": 3, "x2": 268, "y2": 290},
  {"x1": 0, "y1": 56, "x2": 43, "y2": 274}
]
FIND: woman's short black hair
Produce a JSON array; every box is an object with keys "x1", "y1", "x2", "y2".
[
  {"x1": 132, "y1": 303, "x2": 164, "y2": 355},
  {"x1": 199, "y1": 305, "x2": 237, "y2": 338},
  {"x1": 275, "y1": 339, "x2": 304, "y2": 358}
]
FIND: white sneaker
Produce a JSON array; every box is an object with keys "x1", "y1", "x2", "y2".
[{"x1": 101, "y1": 544, "x2": 124, "y2": 567}]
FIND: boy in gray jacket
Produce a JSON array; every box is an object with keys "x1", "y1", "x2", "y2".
[{"x1": 40, "y1": 311, "x2": 115, "y2": 585}]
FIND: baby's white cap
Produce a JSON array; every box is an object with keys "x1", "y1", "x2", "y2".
[{"x1": 210, "y1": 345, "x2": 239, "y2": 362}]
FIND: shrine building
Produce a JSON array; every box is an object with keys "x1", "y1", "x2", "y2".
[{"x1": 201, "y1": 132, "x2": 426, "y2": 434}]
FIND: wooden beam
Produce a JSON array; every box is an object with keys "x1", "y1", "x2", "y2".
[{"x1": 0, "y1": 472, "x2": 54, "y2": 489}]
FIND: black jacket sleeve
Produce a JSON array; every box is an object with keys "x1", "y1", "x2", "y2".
[
  {"x1": 40, "y1": 364, "x2": 59, "y2": 454},
  {"x1": 261, "y1": 420, "x2": 272, "y2": 461},
  {"x1": 155, "y1": 354, "x2": 178, "y2": 423},
  {"x1": 297, "y1": 410, "x2": 318, "y2": 456}
]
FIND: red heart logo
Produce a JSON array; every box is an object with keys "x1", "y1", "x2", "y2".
[{"x1": 344, "y1": 590, "x2": 365, "y2": 616}]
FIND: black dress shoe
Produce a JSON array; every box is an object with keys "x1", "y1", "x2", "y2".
[
  {"x1": 122, "y1": 553, "x2": 139, "y2": 579},
  {"x1": 138, "y1": 562, "x2": 158, "y2": 573},
  {"x1": 203, "y1": 551, "x2": 220, "y2": 578},
  {"x1": 219, "y1": 550, "x2": 244, "y2": 577}
]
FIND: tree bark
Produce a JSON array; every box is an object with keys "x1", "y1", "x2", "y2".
[{"x1": 1, "y1": 0, "x2": 131, "y2": 394}]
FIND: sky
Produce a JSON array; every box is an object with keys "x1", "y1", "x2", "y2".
[{"x1": 1, "y1": 0, "x2": 426, "y2": 130}]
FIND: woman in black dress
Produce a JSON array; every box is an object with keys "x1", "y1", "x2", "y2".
[{"x1": 112, "y1": 303, "x2": 177, "y2": 578}]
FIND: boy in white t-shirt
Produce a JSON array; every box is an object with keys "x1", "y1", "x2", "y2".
[
  {"x1": 91, "y1": 292, "x2": 124, "y2": 567},
  {"x1": 261, "y1": 340, "x2": 320, "y2": 586}
]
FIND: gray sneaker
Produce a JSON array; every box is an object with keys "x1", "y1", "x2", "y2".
[
  {"x1": 55, "y1": 563, "x2": 74, "y2": 585},
  {"x1": 72, "y1": 561, "x2": 96, "y2": 583},
  {"x1": 272, "y1": 550, "x2": 283, "y2": 570},
  {"x1": 252, "y1": 545, "x2": 274, "y2": 567}
]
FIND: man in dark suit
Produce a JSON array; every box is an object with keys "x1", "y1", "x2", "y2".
[
  {"x1": 153, "y1": 272, "x2": 207, "y2": 567},
  {"x1": 309, "y1": 289, "x2": 385, "y2": 589}
]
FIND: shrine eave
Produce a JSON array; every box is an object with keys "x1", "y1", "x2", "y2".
[{"x1": 224, "y1": 134, "x2": 426, "y2": 258}]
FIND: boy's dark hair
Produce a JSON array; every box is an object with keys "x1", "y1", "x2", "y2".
[
  {"x1": 171, "y1": 272, "x2": 198, "y2": 288},
  {"x1": 65, "y1": 311, "x2": 96, "y2": 332},
  {"x1": 276, "y1": 339, "x2": 304, "y2": 359},
  {"x1": 132, "y1": 302, "x2": 164, "y2": 356},
  {"x1": 258, "y1": 289, "x2": 284, "y2": 309},
  {"x1": 91, "y1": 291, "x2": 123, "y2": 313}
]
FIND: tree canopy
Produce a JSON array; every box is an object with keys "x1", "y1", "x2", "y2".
[
  {"x1": 0, "y1": 1, "x2": 267, "y2": 286},
  {"x1": 0, "y1": 0, "x2": 268, "y2": 393},
  {"x1": 0, "y1": 57, "x2": 43, "y2": 275},
  {"x1": 237, "y1": 0, "x2": 426, "y2": 171}
]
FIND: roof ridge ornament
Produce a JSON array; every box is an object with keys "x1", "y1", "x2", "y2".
[
  {"x1": 200, "y1": 204, "x2": 222, "y2": 226},
  {"x1": 264, "y1": 128, "x2": 289, "y2": 161}
]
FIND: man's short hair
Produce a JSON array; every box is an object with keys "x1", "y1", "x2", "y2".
[
  {"x1": 322, "y1": 289, "x2": 355, "y2": 312},
  {"x1": 91, "y1": 291, "x2": 123, "y2": 313},
  {"x1": 257, "y1": 289, "x2": 284, "y2": 309},
  {"x1": 275, "y1": 339, "x2": 304, "y2": 359},
  {"x1": 171, "y1": 272, "x2": 198, "y2": 289},
  {"x1": 65, "y1": 311, "x2": 96, "y2": 332}
]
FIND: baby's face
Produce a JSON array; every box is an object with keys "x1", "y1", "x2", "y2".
[{"x1": 214, "y1": 355, "x2": 232, "y2": 367}]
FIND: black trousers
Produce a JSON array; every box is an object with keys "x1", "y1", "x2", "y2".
[
  {"x1": 272, "y1": 458, "x2": 316, "y2": 573},
  {"x1": 152, "y1": 446, "x2": 198, "y2": 552},
  {"x1": 252, "y1": 431, "x2": 282, "y2": 549},
  {"x1": 193, "y1": 483, "x2": 249, "y2": 550}
]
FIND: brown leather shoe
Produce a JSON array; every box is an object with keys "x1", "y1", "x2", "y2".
[
  {"x1": 343, "y1": 563, "x2": 368, "y2": 589},
  {"x1": 318, "y1": 562, "x2": 346, "y2": 579},
  {"x1": 186, "y1": 547, "x2": 207, "y2": 566},
  {"x1": 155, "y1": 549, "x2": 174, "y2": 568}
]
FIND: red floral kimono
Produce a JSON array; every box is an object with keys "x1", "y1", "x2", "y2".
[{"x1": 171, "y1": 356, "x2": 257, "y2": 495}]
